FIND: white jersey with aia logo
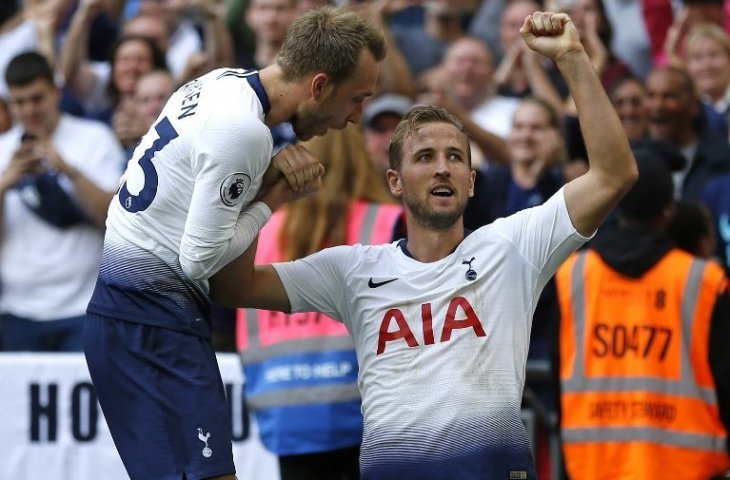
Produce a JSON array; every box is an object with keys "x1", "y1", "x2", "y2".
[
  {"x1": 273, "y1": 189, "x2": 589, "y2": 479},
  {"x1": 88, "y1": 68, "x2": 273, "y2": 337}
]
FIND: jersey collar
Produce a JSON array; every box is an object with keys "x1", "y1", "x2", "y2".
[{"x1": 397, "y1": 228, "x2": 474, "y2": 260}]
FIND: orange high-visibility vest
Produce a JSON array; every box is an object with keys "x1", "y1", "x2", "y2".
[{"x1": 556, "y1": 248, "x2": 730, "y2": 480}]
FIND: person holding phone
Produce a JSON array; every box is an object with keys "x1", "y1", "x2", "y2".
[{"x1": 0, "y1": 51, "x2": 125, "y2": 352}]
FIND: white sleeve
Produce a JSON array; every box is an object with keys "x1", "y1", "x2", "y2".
[
  {"x1": 491, "y1": 187, "x2": 592, "y2": 285},
  {"x1": 272, "y1": 245, "x2": 350, "y2": 321},
  {"x1": 179, "y1": 115, "x2": 272, "y2": 282}
]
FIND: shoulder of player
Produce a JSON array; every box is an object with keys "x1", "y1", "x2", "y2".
[
  {"x1": 173, "y1": 71, "x2": 266, "y2": 125},
  {"x1": 460, "y1": 219, "x2": 528, "y2": 255},
  {"x1": 307, "y1": 243, "x2": 391, "y2": 268},
  {"x1": 189, "y1": 109, "x2": 272, "y2": 159},
  {"x1": 199, "y1": 108, "x2": 269, "y2": 135}
]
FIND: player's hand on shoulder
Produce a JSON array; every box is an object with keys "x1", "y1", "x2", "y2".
[
  {"x1": 271, "y1": 144, "x2": 325, "y2": 193},
  {"x1": 520, "y1": 11, "x2": 583, "y2": 63}
]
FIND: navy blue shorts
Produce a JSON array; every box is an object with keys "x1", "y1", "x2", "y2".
[{"x1": 84, "y1": 313, "x2": 235, "y2": 480}]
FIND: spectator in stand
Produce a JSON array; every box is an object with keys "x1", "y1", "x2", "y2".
[
  {"x1": 608, "y1": 73, "x2": 650, "y2": 143},
  {"x1": 654, "y1": 0, "x2": 727, "y2": 69},
  {"x1": 390, "y1": 0, "x2": 469, "y2": 78},
  {"x1": 565, "y1": 73, "x2": 651, "y2": 182},
  {"x1": 547, "y1": 0, "x2": 633, "y2": 95},
  {"x1": 682, "y1": 23, "x2": 730, "y2": 136},
  {"x1": 645, "y1": 64, "x2": 730, "y2": 200},
  {"x1": 362, "y1": 93, "x2": 414, "y2": 189},
  {"x1": 467, "y1": 0, "x2": 507, "y2": 64},
  {"x1": 349, "y1": 1, "x2": 416, "y2": 98},
  {"x1": 120, "y1": 14, "x2": 171, "y2": 62},
  {"x1": 61, "y1": 31, "x2": 167, "y2": 124},
  {"x1": 602, "y1": 0, "x2": 654, "y2": 79},
  {"x1": 236, "y1": 123, "x2": 401, "y2": 480},
  {"x1": 555, "y1": 148, "x2": 730, "y2": 480},
  {"x1": 668, "y1": 199, "x2": 718, "y2": 259},
  {"x1": 241, "y1": 0, "x2": 296, "y2": 70},
  {"x1": 0, "y1": 0, "x2": 71, "y2": 97},
  {"x1": 0, "y1": 51, "x2": 124, "y2": 351},
  {"x1": 132, "y1": 69, "x2": 175, "y2": 133},
  {"x1": 493, "y1": 0, "x2": 564, "y2": 116},
  {"x1": 418, "y1": 36, "x2": 514, "y2": 169},
  {"x1": 114, "y1": 68, "x2": 175, "y2": 159},
  {"x1": 60, "y1": 0, "x2": 233, "y2": 122},
  {"x1": 124, "y1": 0, "x2": 234, "y2": 82},
  {"x1": 481, "y1": 96, "x2": 566, "y2": 224}
]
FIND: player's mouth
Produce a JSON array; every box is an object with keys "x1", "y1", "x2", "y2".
[{"x1": 430, "y1": 185, "x2": 454, "y2": 197}]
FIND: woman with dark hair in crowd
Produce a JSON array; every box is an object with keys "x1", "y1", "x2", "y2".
[{"x1": 62, "y1": 33, "x2": 167, "y2": 125}]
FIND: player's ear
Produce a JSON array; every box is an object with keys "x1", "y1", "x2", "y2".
[
  {"x1": 468, "y1": 169, "x2": 476, "y2": 198},
  {"x1": 386, "y1": 169, "x2": 402, "y2": 198},
  {"x1": 311, "y1": 73, "x2": 330, "y2": 100}
]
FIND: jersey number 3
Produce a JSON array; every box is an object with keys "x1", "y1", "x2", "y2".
[{"x1": 118, "y1": 116, "x2": 179, "y2": 213}]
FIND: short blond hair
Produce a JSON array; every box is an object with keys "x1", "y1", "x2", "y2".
[
  {"x1": 276, "y1": 6, "x2": 386, "y2": 85},
  {"x1": 685, "y1": 22, "x2": 730, "y2": 58}
]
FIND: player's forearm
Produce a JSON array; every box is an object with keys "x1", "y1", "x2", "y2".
[
  {"x1": 209, "y1": 240, "x2": 292, "y2": 313},
  {"x1": 179, "y1": 201, "x2": 271, "y2": 282},
  {"x1": 556, "y1": 49, "x2": 636, "y2": 191},
  {"x1": 209, "y1": 234, "x2": 258, "y2": 306}
]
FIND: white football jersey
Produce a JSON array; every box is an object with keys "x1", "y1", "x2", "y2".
[
  {"x1": 88, "y1": 69, "x2": 273, "y2": 337},
  {"x1": 274, "y1": 189, "x2": 589, "y2": 479}
]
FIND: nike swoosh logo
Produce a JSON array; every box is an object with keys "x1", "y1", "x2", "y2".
[{"x1": 368, "y1": 277, "x2": 398, "y2": 288}]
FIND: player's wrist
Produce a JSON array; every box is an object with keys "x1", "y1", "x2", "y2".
[
  {"x1": 554, "y1": 46, "x2": 588, "y2": 66},
  {"x1": 250, "y1": 200, "x2": 272, "y2": 221},
  {"x1": 259, "y1": 179, "x2": 293, "y2": 212}
]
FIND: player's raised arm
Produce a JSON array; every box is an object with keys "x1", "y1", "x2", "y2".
[{"x1": 521, "y1": 12, "x2": 638, "y2": 236}]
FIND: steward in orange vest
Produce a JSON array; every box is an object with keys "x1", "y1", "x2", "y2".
[{"x1": 555, "y1": 151, "x2": 730, "y2": 480}]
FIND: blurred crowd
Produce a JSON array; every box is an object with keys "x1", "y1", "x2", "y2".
[{"x1": 1, "y1": 0, "x2": 729, "y2": 478}]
